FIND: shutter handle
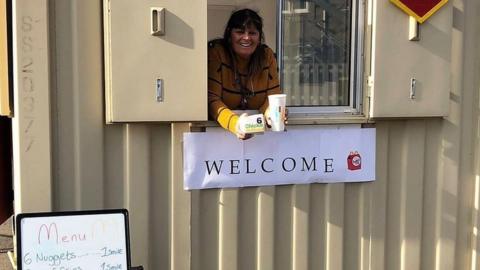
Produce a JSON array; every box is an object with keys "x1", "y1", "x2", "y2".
[
  {"x1": 410, "y1": 78, "x2": 416, "y2": 99},
  {"x1": 151, "y1": 8, "x2": 165, "y2": 36}
]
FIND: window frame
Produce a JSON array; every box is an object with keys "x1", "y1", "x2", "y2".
[{"x1": 276, "y1": 0, "x2": 365, "y2": 118}]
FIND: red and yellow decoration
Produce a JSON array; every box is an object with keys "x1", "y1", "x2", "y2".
[{"x1": 390, "y1": 0, "x2": 449, "y2": 23}]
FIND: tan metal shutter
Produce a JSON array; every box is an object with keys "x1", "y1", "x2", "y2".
[
  {"x1": 104, "y1": 0, "x2": 208, "y2": 122},
  {"x1": 368, "y1": 1, "x2": 452, "y2": 117}
]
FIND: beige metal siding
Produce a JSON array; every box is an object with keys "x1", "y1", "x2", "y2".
[
  {"x1": 51, "y1": 118, "x2": 473, "y2": 270},
  {"x1": 12, "y1": 0, "x2": 52, "y2": 213},
  {"x1": 12, "y1": 0, "x2": 480, "y2": 269}
]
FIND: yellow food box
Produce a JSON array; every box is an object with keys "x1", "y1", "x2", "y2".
[{"x1": 239, "y1": 114, "x2": 265, "y2": 134}]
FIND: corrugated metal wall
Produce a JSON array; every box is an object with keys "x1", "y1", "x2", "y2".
[{"x1": 16, "y1": 0, "x2": 480, "y2": 269}]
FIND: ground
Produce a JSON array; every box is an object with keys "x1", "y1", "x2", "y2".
[{"x1": 0, "y1": 216, "x2": 14, "y2": 270}]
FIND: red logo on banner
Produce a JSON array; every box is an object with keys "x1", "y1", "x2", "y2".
[
  {"x1": 347, "y1": 151, "x2": 361, "y2": 171},
  {"x1": 390, "y1": 0, "x2": 448, "y2": 23}
]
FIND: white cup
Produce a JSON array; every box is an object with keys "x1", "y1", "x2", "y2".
[{"x1": 268, "y1": 94, "x2": 287, "y2": 132}]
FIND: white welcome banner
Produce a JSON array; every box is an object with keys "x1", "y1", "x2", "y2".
[{"x1": 184, "y1": 127, "x2": 375, "y2": 190}]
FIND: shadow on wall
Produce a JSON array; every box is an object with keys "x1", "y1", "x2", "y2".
[
  {"x1": 0, "y1": 117, "x2": 12, "y2": 224},
  {"x1": 159, "y1": 10, "x2": 194, "y2": 49}
]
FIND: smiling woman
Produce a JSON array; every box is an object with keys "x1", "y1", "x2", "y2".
[
  {"x1": 230, "y1": 26, "x2": 260, "y2": 60},
  {"x1": 207, "y1": 9, "x2": 282, "y2": 139}
]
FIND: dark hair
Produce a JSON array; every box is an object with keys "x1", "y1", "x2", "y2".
[{"x1": 222, "y1": 8, "x2": 266, "y2": 78}]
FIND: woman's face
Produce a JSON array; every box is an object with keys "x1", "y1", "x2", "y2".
[{"x1": 230, "y1": 25, "x2": 260, "y2": 60}]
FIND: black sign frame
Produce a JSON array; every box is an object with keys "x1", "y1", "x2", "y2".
[{"x1": 15, "y1": 208, "x2": 131, "y2": 270}]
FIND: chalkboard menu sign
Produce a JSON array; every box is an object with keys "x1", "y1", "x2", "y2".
[{"x1": 16, "y1": 209, "x2": 131, "y2": 270}]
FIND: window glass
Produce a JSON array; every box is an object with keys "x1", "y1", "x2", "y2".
[{"x1": 280, "y1": 0, "x2": 353, "y2": 108}]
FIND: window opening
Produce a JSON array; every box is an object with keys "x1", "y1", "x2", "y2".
[{"x1": 278, "y1": 0, "x2": 363, "y2": 115}]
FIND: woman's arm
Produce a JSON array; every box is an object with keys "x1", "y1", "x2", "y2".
[{"x1": 208, "y1": 45, "x2": 239, "y2": 134}]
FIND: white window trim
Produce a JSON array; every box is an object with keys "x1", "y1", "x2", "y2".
[{"x1": 277, "y1": 0, "x2": 366, "y2": 118}]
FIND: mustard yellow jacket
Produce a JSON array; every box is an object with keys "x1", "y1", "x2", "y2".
[{"x1": 208, "y1": 41, "x2": 281, "y2": 134}]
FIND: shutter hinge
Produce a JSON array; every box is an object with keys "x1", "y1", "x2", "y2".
[{"x1": 366, "y1": 76, "x2": 374, "y2": 97}]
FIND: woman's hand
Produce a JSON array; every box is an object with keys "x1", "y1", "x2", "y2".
[
  {"x1": 264, "y1": 107, "x2": 288, "y2": 128},
  {"x1": 235, "y1": 113, "x2": 253, "y2": 140}
]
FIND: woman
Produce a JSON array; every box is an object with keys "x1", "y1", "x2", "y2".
[{"x1": 208, "y1": 9, "x2": 282, "y2": 139}]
